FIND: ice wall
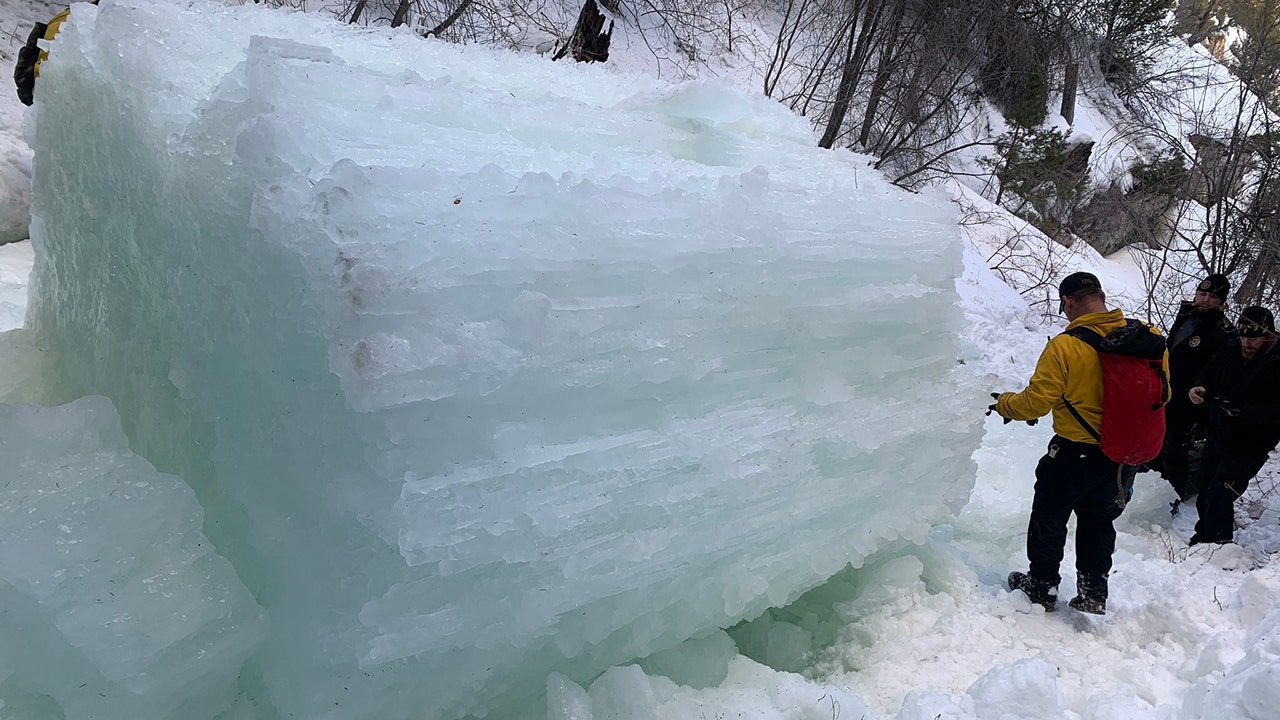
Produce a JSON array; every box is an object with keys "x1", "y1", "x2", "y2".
[
  {"x1": 21, "y1": 1, "x2": 983, "y2": 718},
  {"x1": 0, "y1": 397, "x2": 265, "y2": 720}
]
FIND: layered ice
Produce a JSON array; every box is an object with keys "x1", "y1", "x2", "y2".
[
  {"x1": 0, "y1": 240, "x2": 32, "y2": 330},
  {"x1": 0, "y1": 397, "x2": 265, "y2": 719},
  {"x1": 0, "y1": 152, "x2": 29, "y2": 246},
  {"x1": 20, "y1": 0, "x2": 983, "y2": 717}
]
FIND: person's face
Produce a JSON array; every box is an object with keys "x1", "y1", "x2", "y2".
[
  {"x1": 1239, "y1": 318, "x2": 1276, "y2": 357},
  {"x1": 1240, "y1": 334, "x2": 1275, "y2": 358},
  {"x1": 1194, "y1": 290, "x2": 1224, "y2": 311}
]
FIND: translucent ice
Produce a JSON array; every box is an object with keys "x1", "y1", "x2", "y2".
[
  {"x1": 21, "y1": 0, "x2": 983, "y2": 717},
  {"x1": 0, "y1": 397, "x2": 265, "y2": 719}
]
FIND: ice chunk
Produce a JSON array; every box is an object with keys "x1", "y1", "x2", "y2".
[
  {"x1": 965, "y1": 658, "x2": 1063, "y2": 720},
  {"x1": 0, "y1": 397, "x2": 265, "y2": 719},
  {"x1": 0, "y1": 240, "x2": 32, "y2": 331},
  {"x1": 0, "y1": 329, "x2": 41, "y2": 402},
  {"x1": 0, "y1": 150, "x2": 31, "y2": 246},
  {"x1": 548, "y1": 672, "x2": 595, "y2": 720},
  {"x1": 21, "y1": 0, "x2": 984, "y2": 717},
  {"x1": 638, "y1": 630, "x2": 739, "y2": 688},
  {"x1": 589, "y1": 665, "x2": 662, "y2": 717}
]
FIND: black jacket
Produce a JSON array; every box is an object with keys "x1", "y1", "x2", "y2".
[
  {"x1": 1195, "y1": 339, "x2": 1280, "y2": 454},
  {"x1": 1167, "y1": 302, "x2": 1234, "y2": 393},
  {"x1": 13, "y1": 21, "x2": 46, "y2": 107}
]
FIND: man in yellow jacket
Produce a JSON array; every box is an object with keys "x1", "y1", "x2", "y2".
[
  {"x1": 991, "y1": 271, "x2": 1169, "y2": 615},
  {"x1": 13, "y1": 5, "x2": 76, "y2": 106}
]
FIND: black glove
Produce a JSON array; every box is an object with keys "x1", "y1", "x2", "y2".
[
  {"x1": 986, "y1": 392, "x2": 1011, "y2": 423},
  {"x1": 987, "y1": 392, "x2": 1038, "y2": 426}
]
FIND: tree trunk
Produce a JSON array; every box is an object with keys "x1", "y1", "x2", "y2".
[
  {"x1": 349, "y1": 0, "x2": 367, "y2": 24},
  {"x1": 857, "y1": 0, "x2": 907, "y2": 149},
  {"x1": 817, "y1": 0, "x2": 879, "y2": 148},
  {"x1": 391, "y1": 0, "x2": 412, "y2": 28},
  {"x1": 552, "y1": 0, "x2": 613, "y2": 63},
  {"x1": 1236, "y1": 236, "x2": 1279, "y2": 305},
  {"x1": 1060, "y1": 62, "x2": 1077, "y2": 125},
  {"x1": 764, "y1": 0, "x2": 810, "y2": 98},
  {"x1": 818, "y1": 12, "x2": 866, "y2": 148},
  {"x1": 426, "y1": 0, "x2": 474, "y2": 36}
]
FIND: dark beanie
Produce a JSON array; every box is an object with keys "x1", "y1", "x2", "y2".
[
  {"x1": 1239, "y1": 305, "x2": 1275, "y2": 336},
  {"x1": 1059, "y1": 271, "x2": 1102, "y2": 296},
  {"x1": 1198, "y1": 274, "x2": 1230, "y2": 301}
]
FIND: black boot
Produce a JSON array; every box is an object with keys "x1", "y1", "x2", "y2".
[
  {"x1": 1008, "y1": 571, "x2": 1058, "y2": 611},
  {"x1": 1069, "y1": 573, "x2": 1108, "y2": 615}
]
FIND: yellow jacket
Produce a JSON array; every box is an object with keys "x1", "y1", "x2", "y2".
[
  {"x1": 995, "y1": 309, "x2": 1171, "y2": 444},
  {"x1": 33, "y1": 8, "x2": 71, "y2": 79}
]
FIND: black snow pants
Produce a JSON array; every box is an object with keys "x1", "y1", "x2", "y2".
[
  {"x1": 1027, "y1": 436, "x2": 1133, "y2": 587},
  {"x1": 1193, "y1": 438, "x2": 1269, "y2": 541},
  {"x1": 1158, "y1": 396, "x2": 1203, "y2": 499}
]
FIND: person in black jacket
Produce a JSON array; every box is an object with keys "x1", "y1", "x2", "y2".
[
  {"x1": 13, "y1": 4, "x2": 84, "y2": 107},
  {"x1": 1158, "y1": 274, "x2": 1235, "y2": 505},
  {"x1": 1187, "y1": 305, "x2": 1280, "y2": 545}
]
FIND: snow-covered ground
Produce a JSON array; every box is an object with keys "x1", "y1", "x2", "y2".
[
  {"x1": 3, "y1": 2, "x2": 1280, "y2": 719},
  {"x1": 853, "y1": 230, "x2": 1280, "y2": 719}
]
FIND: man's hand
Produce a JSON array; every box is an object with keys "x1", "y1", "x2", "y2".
[
  {"x1": 1189, "y1": 386, "x2": 1206, "y2": 405},
  {"x1": 987, "y1": 392, "x2": 1038, "y2": 426},
  {"x1": 986, "y1": 392, "x2": 1011, "y2": 423},
  {"x1": 986, "y1": 392, "x2": 1005, "y2": 421}
]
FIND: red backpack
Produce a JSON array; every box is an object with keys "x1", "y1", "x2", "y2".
[{"x1": 1062, "y1": 319, "x2": 1169, "y2": 466}]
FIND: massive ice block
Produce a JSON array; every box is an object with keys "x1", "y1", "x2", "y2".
[
  {"x1": 21, "y1": 0, "x2": 983, "y2": 717},
  {"x1": 0, "y1": 397, "x2": 265, "y2": 720}
]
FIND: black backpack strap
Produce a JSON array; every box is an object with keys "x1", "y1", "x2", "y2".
[
  {"x1": 1063, "y1": 325, "x2": 1102, "y2": 349},
  {"x1": 1060, "y1": 327, "x2": 1102, "y2": 441},
  {"x1": 1152, "y1": 360, "x2": 1170, "y2": 409},
  {"x1": 1061, "y1": 396, "x2": 1102, "y2": 442}
]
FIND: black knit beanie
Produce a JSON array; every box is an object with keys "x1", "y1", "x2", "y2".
[
  {"x1": 1198, "y1": 274, "x2": 1230, "y2": 302},
  {"x1": 1238, "y1": 305, "x2": 1275, "y2": 337}
]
